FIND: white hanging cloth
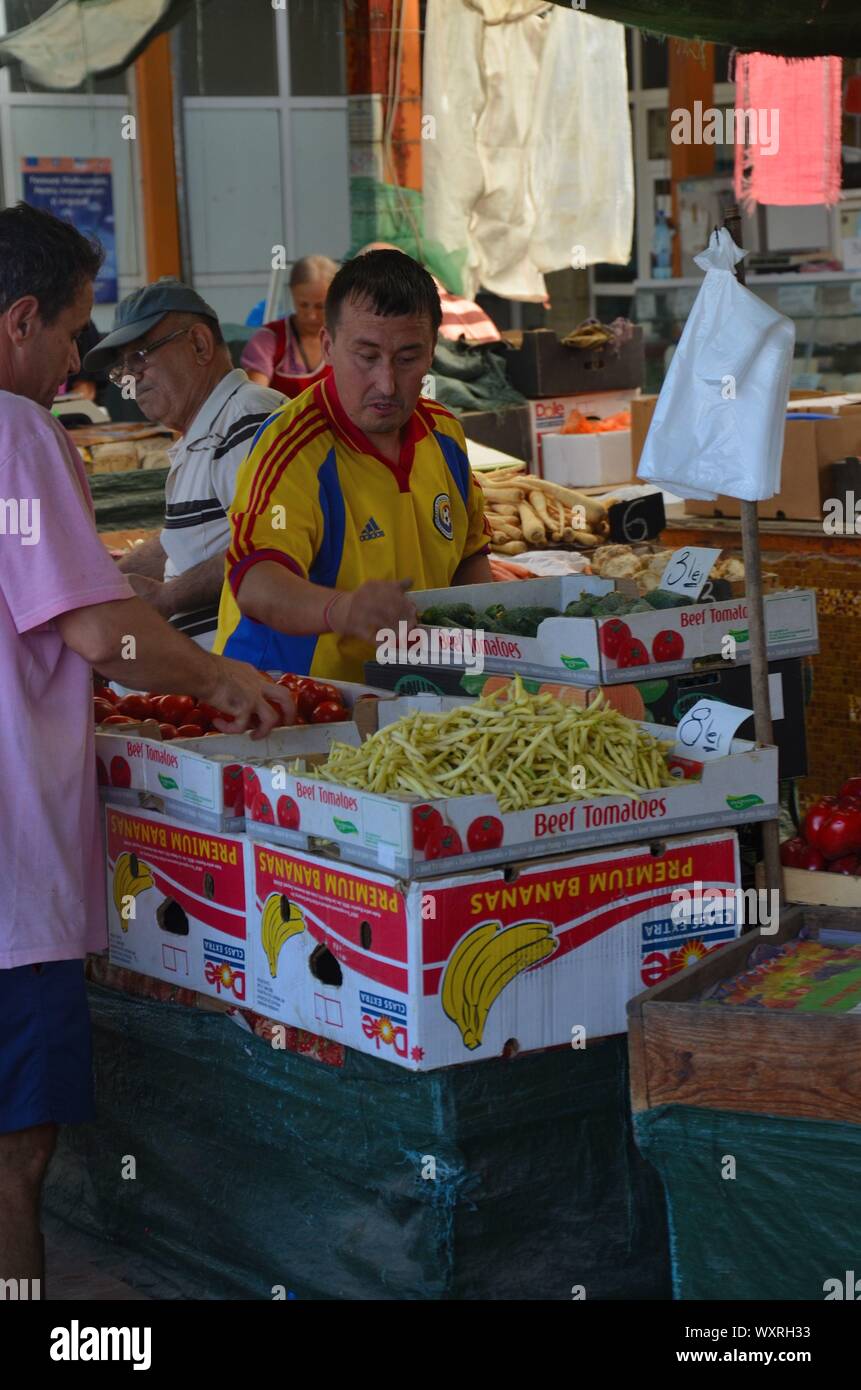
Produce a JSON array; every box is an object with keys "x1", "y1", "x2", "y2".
[{"x1": 423, "y1": 0, "x2": 634, "y2": 301}]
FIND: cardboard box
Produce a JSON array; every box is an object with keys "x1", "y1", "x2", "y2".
[
  {"x1": 248, "y1": 830, "x2": 741, "y2": 1070},
  {"x1": 541, "y1": 429, "x2": 633, "y2": 487},
  {"x1": 104, "y1": 803, "x2": 255, "y2": 1009},
  {"x1": 631, "y1": 394, "x2": 658, "y2": 470},
  {"x1": 95, "y1": 681, "x2": 381, "y2": 829},
  {"x1": 502, "y1": 326, "x2": 644, "y2": 399},
  {"x1": 243, "y1": 691, "x2": 778, "y2": 878},
  {"x1": 634, "y1": 393, "x2": 861, "y2": 516},
  {"x1": 412, "y1": 575, "x2": 819, "y2": 684},
  {"x1": 459, "y1": 404, "x2": 532, "y2": 463},
  {"x1": 528, "y1": 389, "x2": 639, "y2": 474},
  {"x1": 684, "y1": 412, "x2": 861, "y2": 521}
]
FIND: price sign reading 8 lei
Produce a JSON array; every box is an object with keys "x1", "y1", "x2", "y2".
[{"x1": 676, "y1": 699, "x2": 752, "y2": 760}]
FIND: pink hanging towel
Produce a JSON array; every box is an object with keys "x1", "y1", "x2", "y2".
[{"x1": 734, "y1": 53, "x2": 842, "y2": 207}]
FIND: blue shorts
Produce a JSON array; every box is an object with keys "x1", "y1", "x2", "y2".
[{"x1": 0, "y1": 960, "x2": 95, "y2": 1134}]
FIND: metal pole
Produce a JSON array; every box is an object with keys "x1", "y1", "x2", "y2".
[{"x1": 722, "y1": 206, "x2": 782, "y2": 898}]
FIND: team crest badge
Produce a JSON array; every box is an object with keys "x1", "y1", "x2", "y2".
[{"x1": 433, "y1": 493, "x2": 453, "y2": 540}]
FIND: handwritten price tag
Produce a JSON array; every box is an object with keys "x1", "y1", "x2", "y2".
[
  {"x1": 659, "y1": 546, "x2": 722, "y2": 600},
  {"x1": 675, "y1": 699, "x2": 753, "y2": 761}
]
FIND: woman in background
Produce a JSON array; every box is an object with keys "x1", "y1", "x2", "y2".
[{"x1": 242, "y1": 254, "x2": 338, "y2": 399}]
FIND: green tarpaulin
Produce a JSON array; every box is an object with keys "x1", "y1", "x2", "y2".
[
  {"x1": 550, "y1": 1, "x2": 861, "y2": 58},
  {"x1": 634, "y1": 1104, "x2": 861, "y2": 1300},
  {"x1": 44, "y1": 984, "x2": 671, "y2": 1300}
]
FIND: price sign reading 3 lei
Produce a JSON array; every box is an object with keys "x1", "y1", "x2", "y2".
[
  {"x1": 658, "y1": 546, "x2": 722, "y2": 600},
  {"x1": 676, "y1": 699, "x2": 753, "y2": 761}
]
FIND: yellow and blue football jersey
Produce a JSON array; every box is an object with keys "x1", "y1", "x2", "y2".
[{"x1": 214, "y1": 375, "x2": 489, "y2": 680}]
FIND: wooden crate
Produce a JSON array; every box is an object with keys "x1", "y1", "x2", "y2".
[
  {"x1": 627, "y1": 905, "x2": 861, "y2": 1125},
  {"x1": 779, "y1": 865, "x2": 861, "y2": 909}
]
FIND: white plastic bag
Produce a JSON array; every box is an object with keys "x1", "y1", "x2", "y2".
[{"x1": 637, "y1": 229, "x2": 795, "y2": 500}]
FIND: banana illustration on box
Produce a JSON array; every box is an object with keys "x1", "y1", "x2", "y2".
[
  {"x1": 261, "y1": 893, "x2": 306, "y2": 977},
  {"x1": 112, "y1": 852, "x2": 155, "y2": 931},
  {"x1": 442, "y1": 919, "x2": 557, "y2": 1050}
]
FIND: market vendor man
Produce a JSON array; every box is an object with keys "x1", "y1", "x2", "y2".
[
  {"x1": 0, "y1": 202, "x2": 293, "y2": 1289},
  {"x1": 214, "y1": 249, "x2": 492, "y2": 681},
  {"x1": 84, "y1": 279, "x2": 283, "y2": 649}
]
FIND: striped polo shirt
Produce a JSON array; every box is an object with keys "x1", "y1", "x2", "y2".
[{"x1": 162, "y1": 368, "x2": 284, "y2": 646}]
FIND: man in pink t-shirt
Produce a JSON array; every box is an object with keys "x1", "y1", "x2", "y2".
[{"x1": 0, "y1": 203, "x2": 295, "y2": 1291}]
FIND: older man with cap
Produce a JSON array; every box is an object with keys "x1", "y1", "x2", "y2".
[{"x1": 85, "y1": 280, "x2": 284, "y2": 649}]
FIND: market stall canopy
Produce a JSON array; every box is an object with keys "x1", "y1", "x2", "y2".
[
  {"x1": 549, "y1": 0, "x2": 861, "y2": 59},
  {"x1": 0, "y1": 0, "x2": 208, "y2": 91}
]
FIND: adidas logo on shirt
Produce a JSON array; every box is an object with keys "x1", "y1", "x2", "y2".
[{"x1": 360, "y1": 516, "x2": 385, "y2": 541}]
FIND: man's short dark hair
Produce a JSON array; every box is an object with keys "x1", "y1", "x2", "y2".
[
  {"x1": 0, "y1": 201, "x2": 104, "y2": 324},
  {"x1": 325, "y1": 249, "x2": 441, "y2": 337}
]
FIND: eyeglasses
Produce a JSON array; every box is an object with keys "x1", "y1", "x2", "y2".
[{"x1": 108, "y1": 326, "x2": 191, "y2": 386}]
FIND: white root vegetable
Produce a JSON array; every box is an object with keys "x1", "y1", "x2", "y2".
[
  {"x1": 518, "y1": 500, "x2": 546, "y2": 546},
  {"x1": 562, "y1": 527, "x2": 599, "y2": 547}
]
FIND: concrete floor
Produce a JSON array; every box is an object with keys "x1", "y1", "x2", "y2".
[{"x1": 43, "y1": 1215, "x2": 162, "y2": 1301}]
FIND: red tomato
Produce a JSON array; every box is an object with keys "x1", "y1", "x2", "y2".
[
  {"x1": 253, "y1": 793, "x2": 275, "y2": 825},
  {"x1": 93, "y1": 685, "x2": 117, "y2": 705},
  {"x1": 651, "y1": 629, "x2": 685, "y2": 663},
  {"x1": 467, "y1": 815, "x2": 504, "y2": 852},
  {"x1": 818, "y1": 807, "x2": 861, "y2": 861},
  {"x1": 297, "y1": 683, "x2": 324, "y2": 721},
  {"x1": 617, "y1": 638, "x2": 650, "y2": 669},
  {"x1": 276, "y1": 673, "x2": 301, "y2": 690},
  {"x1": 798, "y1": 845, "x2": 826, "y2": 871},
  {"x1": 412, "y1": 804, "x2": 443, "y2": 850},
  {"x1": 175, "y1": 724, "x2": 205, "y2": 739},
  {"x1": 839, "y1": 776, "x2": 861, "y2": 802},
  {"x1": 187, "y1": 706, "x2": 209, "y2": 729},
  {"x1": 197, "y1": 702, "x2": 226, "y2": 725},
  {"x1": 116, "y1": 694, "x2": 154, "y2": 721},
  {"x1": 93, "y1": 697, "x2": 116, "y2": 724},
  {"x1": 311, "y1": 700, "x2": 350, "y2": 724},
  {"x1": 159, "y1": 723, "x2": 177, "y2": 740},
  {"x1": 243, "y1": 768, "x2": 261, "y2": 802},
  {"x1": 110, "y1": 756, "x2": 132, "y2": 788},
  {"x1": 157, "y1": 694, "x2": 195, "y2": 726},
  {"x1": 277, "y1": 795, "x2": 301, "y2": 830},
  {"x1": 779, "y1": 836, "x2": 806, "y2": 868},
  {"x1": 312, "y1": 683, "x2": 342, "y2": 705},
  {"x1": 101, "y1": 714, "x2": 136, "y2": 726},
  {"x1": 598, "y1": 619, "x2": 630, "y2": 660},
  {"x1": 96, "y1": 756, "x2": 109, "y2": 787},
  {"x1": 802, "y1": 797, "x2": 838, "y2": 851},
  {"x1": 425, "y1": 826, "x2": 464, "y2": 860},
  {"x1": 827, "y1": 853, "x2": 859, "y2": 875}
]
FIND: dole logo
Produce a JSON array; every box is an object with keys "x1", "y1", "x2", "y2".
[
  {"x1": 204, "y1": 959, "x2": 246, "y2": 1000},
  {"x1": 361, "y1": 1012, "x2": 408, "y2": 1056},
  {"x1": 203, "y1": 939, "x2": 247, "y2": 1000}
]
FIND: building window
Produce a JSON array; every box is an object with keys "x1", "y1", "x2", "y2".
[{"x1": 177, "y1": 0, "x2": 279, "y2": 97}]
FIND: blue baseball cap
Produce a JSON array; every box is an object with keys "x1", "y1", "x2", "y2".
[{"x1": 83, "y1": 278, "x2": 219, "y2": 371}]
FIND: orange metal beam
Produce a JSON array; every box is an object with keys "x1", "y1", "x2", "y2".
[
  {"x1": 134, "y1": 33, "x2": 182, "y2": 282},
  {"x1": 668, "y1": 42, "x2": 716, "y2": 277}
]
